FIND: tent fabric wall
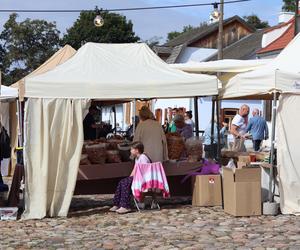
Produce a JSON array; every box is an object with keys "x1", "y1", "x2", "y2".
[
  {"x1": 23, "y1": 98, "x2": 89, "y2": 219},
  {"x1": 9, "y1": 102, "x2": 18, "y2": 175},
  {"x1": 277, "y1": 93, "x2": 300, "y2": 215}
]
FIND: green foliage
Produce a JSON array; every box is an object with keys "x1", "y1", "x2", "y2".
[
  {"x1": 243, "y1": 14, "x2": 270, "y2": 29},
  {"x1": 62, "y1": 9, "x2": 140, "y2": 49},
  {"x1": 0, "y1": 13, "x2": 60, "y2": 85},
  {"x1": 282, "y1": 0, "x2": 296, "y2": 12},
  {"x1": 167, "y1": 23, "x2": 207, "y2": 42}
]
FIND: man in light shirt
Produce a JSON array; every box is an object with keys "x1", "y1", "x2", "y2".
[{"x1": 230, "y1": 104, "x2": 250, "y2": 152}]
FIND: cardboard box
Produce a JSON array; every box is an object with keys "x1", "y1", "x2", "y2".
[
  {"x1": 223, "y1": 167, "x2": 262, "y2": 216},
  {"x1": 192, "y1": 175, "x2": 222, "y2": 207},
  {"x1": 237, "y1": 161, "x2": 248, "y2": 169},
  {"x1": 238, "y1": 155, "x2": 251, "y2": 163}
]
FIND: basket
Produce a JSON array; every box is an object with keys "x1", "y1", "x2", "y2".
[
  {"x1": 85, "y1": 144, "x2": 107, "y2": 164},
  {"x1": 80, "y1": 154, "x2": 90, "y2": 165},
  {"x1": 185, "y1": 137, "x2": 203, "y2": 162},
  {"x1": 118, "y1": 142, "x2": 132, "y2": 162},
  {"x1": 106, "y1": 150, "x2": 122, "y2": 163},
  {"x1": 167, "y1": 133, "x2": 185, "y2": 160}
]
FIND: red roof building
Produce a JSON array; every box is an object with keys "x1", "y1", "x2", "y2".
[{"x1": 257, "y1": 15, "x2": 297, "y2": 58}]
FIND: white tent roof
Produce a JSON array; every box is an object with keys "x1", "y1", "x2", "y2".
[
  {"x1": 0, "y1": 85, "x2": 18, "y2": 100},
  {"x1": 170, "y1": 59, "x2": 271, "y2": 73},
  {"x1": 222, "y1": 33, "x2": 300, "y2": 99},
  {"x1": 25, "y1": 43, "x2": 218, "y2": 99}
]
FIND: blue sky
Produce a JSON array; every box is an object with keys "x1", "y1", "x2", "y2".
[{"x1": 0, "y1": 0, "x2": 283, "y2": 42}]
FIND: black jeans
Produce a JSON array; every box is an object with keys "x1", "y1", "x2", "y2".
[{"x1": 253, "y1": 140, "x2": 262, "y2": 151}]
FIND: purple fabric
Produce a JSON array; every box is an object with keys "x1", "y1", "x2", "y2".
[
  {"x1": 113, "y1": 176, "x2": 133, "y2": 208},
  {"x1": 181, "y1": 160, "x2": 220, "y2": 183}
]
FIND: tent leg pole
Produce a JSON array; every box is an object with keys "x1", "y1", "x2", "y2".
[
  {"x1": 269, "y1": 92, "x2": 277, "y2": 203},
  {"x1": 133, "y1": 99, "x2": 136, "y2": 135},
  {"x1": 216, "y1": 96, "x2": 221, "y2": 162},
  {"x1": 210, "y1": 98, "x2": 216, "y2": 159},
  {"x1": 16, "y1": 100, "x2": 23, "y2": 148},
  {"x1": 194, "y1": 97, "x2": 199, "y2": 136},
  {"x1": 113, "y1": 105, "x2": 117, "y2": 134}
]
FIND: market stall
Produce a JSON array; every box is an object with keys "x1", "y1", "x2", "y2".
[
  {"x1": 221, "y1": 32, "x2": 300, "y2": 215},
  {"x1": 23, "y1": 42, "x2": 218, "y2": 219},
  {"x1": 0, "y1": 85, "x2": 18, "y2": 176}
]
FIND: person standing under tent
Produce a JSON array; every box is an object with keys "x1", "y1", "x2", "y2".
[
  {"x1": 203, "y1": 119, "x2": 228, "y2": 159},
  {"x1": 168, "y1": 108, "x2": 179, "y2": 133},
  {"x1": 173, "y1": 114, "x2": 193, "y2": 140},
  {"x1": 230, "y1": 104, "x2": 250, "y2": 152},
  {"x1": 83, "y1": 106, "x2": 103, "y2": 140},
  {"x1": 184, "y1": 111, "x2": 195, "y2": 131},
  {"x1": 133, "y1": 106, "x2": 168, "y2": 163},
  {"x1": 246, "y1": 108, "x2": 269, "y2": 151}
]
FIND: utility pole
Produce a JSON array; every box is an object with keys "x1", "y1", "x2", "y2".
[
  {"x1": 216, "y1": 0, "x2": 224, "y2": 161},
  {"x1": 217, "y1": 0, "x2": 224, "y2": 61},
  {"x1": 295, "y1": 0, "x2": 300, "y2": 36}
]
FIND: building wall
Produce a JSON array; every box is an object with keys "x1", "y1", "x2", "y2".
[{"x1": 190, "y1": 21, "x2": 252, "y2": 49}]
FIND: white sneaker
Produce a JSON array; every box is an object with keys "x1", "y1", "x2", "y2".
[
  {"x1": 109, "y1": 206, "x2": 119, "y2": 212},
  {"x1": 116, "y1": 207, "x2": 132, "y2": 214}
]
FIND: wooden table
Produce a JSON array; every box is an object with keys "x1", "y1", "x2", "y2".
[{"x1": 75, "y1": 161, "x2": 202, "y2": 196}]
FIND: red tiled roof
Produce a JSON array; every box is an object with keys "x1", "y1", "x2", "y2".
[{"x1": 257, "y1": 21, "x2": 295, "y2": 54}]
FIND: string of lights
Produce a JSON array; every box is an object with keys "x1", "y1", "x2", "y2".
[{"x1": 0, "y1": 0, "x2": 251, "y2": 13}]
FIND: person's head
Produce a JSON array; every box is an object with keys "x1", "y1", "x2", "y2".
[
  {"x1": 130, "y1": 141, "x2": 144, "y2": 157},
  {"x1": 174, "y1": 114, "x2": 185, "y2": 129},
  {"x1": 172, "y1": 108, "x2": 179, "y2": 117},
  {"x1": 239, "y1": 105, "x2": 250, "y2": 118},
  {"x1": 89, "y1": 106, "x2": 97, "y2": 115},
  {"x1": 139, "y1": 106, "x2": 155, "y2": 121},
  {"x1": 252, "y1": 108, "x2": 260, "y2": 117},
  {"x1": 185, "y1": 111, "x2": 193, "y2": 120}
]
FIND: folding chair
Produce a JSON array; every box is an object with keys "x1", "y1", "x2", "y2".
[
  {"x1": 132, "y1": 162, "x2": 170, "y2": 212},
  {"x1": 133, "y1": 189, "x2": 161, "y2": 212}
]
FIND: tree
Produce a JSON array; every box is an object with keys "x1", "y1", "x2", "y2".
[
  {"x1": 243, "y1": 15, "x2": 270, "y2": 29},
  {"x1": 62, "y1": 9, "x2": 140, "y2": 49},
  {"x1": 144, "y1": 36, "x2": 163, "y2": 48},
  {"x1": 0, "y1": 13, "x2": 60, "y2": 85},
  {"x1": 167, "y1": 23, "x2": 207, "y2": 42},
  {"x1": 282, "y1": 0, "x2": 296, "y2": 12}
]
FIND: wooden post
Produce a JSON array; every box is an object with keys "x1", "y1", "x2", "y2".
[{"x1": 194, "y1": 97, "x2": 199, "y2": 136}]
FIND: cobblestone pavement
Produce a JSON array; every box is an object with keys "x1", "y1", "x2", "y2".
[{"x1": 0, "y1": 195, "x2": 300, "y2": 249}]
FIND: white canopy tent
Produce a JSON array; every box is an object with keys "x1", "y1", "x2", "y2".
[
  {"x1": 222, "y1": 33, "x2": 300, "y2": 99},
  {"x1": 0, "y1": 85, "x2": 18, "y2": 100},
  {"x1": 170, "y1": 59, "x2": 271, "y2": 73},
  {"x1": 23, "y1": 43, "x2": 218, "y2": 219},
  {"x1": 25, "y1": 43, "x2": 217, "y2": 99},
  {"x1": 220, "y1": 33, "x2": 300, "y2": 215}
]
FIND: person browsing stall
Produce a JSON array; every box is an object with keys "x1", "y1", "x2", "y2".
[
  {"x1": 230, "y1": 105, "x2": 250, "y2": 152},
  {"x1": 246, "y1": 108, "x2": 269, "y2": 151},
  {"x1": 83, "y1": 106, "x2": 99, "y2": 140},
  {"x1": 133, "y1": 106, "x2": 168, "y2": 163},
  {"x1": 174, "y1": 114, "x2": 193, "y2": 139},
  {"x1": 109, "y1": 142, "x2": 151, "y2": 214}
]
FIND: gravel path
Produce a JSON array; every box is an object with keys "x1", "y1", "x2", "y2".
[{"x1": 0, "y1": 195, "x2": 299, "y2": 249}]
